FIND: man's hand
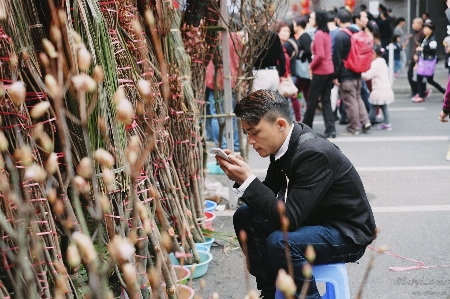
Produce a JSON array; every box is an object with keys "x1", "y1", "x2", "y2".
[
  {"x1": 333, "y1": 78, "x2": 340, "y2": 86},
  {"x1": 215, "y1": 151, "x2": 253, "y2": 185},
  {"x1": 439, "y1": 110, "x2": 449, "y2": 122}
]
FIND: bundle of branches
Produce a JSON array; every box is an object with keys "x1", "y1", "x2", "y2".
[{"x1": 0, "y1": 0, "x2": 211, "y2": 298}]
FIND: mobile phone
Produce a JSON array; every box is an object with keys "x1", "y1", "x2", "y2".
[{"x1": 211, "y1": 148, "x2": 232, "y2": 163}]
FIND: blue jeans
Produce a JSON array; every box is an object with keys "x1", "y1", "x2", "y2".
[
  {"x1": 206, "y1": 87, "x2": 239, "y2": 151},
  {"x1": 233, "y1": 205, "x2": 366, "y2": 299},
  {"x1": 394, "y1": 60, "x2": 402, "y2": 74}
]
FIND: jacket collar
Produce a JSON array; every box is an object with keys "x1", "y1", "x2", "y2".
[{"x1": 270, "y1": 122, "x2": 312, "y2": 175}]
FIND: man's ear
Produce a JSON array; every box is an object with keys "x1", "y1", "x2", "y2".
[{"x1": 276, "y1": 118, "x2": 288, "y2": 132}]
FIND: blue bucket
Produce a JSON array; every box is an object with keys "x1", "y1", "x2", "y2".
[
  {"x1": 169, "y1": 250, "x2": 213, "y2": 279},
  {"x1": 195, "y1": 237, "x2": 214, "y2": 250},
  {"x1": 204, "y1": 200, "x2": 217, "y2": 212},
  {"x1": 206, "y1": 161, "x2": 225, "y2": 175},
  {"x1": 195, "y1": 244, "x2": 210, "y2": 252}
]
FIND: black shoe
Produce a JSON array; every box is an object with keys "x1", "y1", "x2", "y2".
[
  {"x1": 324, "y1": 132, "x2": 336, "y2": 138},
  {"x1": 370, "y1": 119, "x2": 382, "y2": 125},
  {"x1": 339, "y1": 119, "x2": 349, "y2": 125},
  {"x1": 362, "y1": 123, "x2": 371, "y2": 133}
]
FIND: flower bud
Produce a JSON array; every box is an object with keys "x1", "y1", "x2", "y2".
[
  {"x1": 51, "y1": 26, "x2": 62, "y2": 44},
  {"x1": 116, "y1": 98, "x2": 134, "y2": 125},
  {"x1": 77, "y1": 157, "x2": 93, "y2": 179},
  {"x1": 8, "y1": 81, "x2": 26, "y2": 106},
  {"x1": 25, "y1": 164, "x2": 47, "y2": 181},
  {"x1": 71, "y1": 231, "x2": 98, "y2": 265},
  {"x1": 47, "y1": 188, "x2": 57, "y2": 204},
  {"x1": 108, "y1": 236, "x2": 135, "y2": 263},
  {"x1": 31, "y1": 101, "x2": 51, "y2": 119},
  {"x1": 0, "y1": 131, "x2": 8, "y2": 152},
  {"x1": 277, "y1": 269, "x2": 297, "y2": 298},
  {"x1": 58, "y1": 10, "x2": 67, "y2": 24},
  {"x1": 66, "y1": 242, "x2": 81, "y2": 267},
  {"x1": 93, "y1": 65, "x2": 104, "y2": 83},
  {"x1": 94, "y1": 148, "x2": 115, "y2": 168},
  {"x1": 77, "y1": 47, "x2": 92, "y2": 72},
  {"x1": 0, "y1": 5, "x2": 5, "y2": 20},
  {"x1": 102, "y1": 168, "x2": 115, "y2": 185},
  {"x1": 39, "y1": 52, "x2": 50, "y2": 67},
  {"x1": 42, "y1": 38, "x2": 57, "y2": 58},
  {"x1": 128, "y1": 135, "x2": 140, "y2": 152},
  {"x1": 305, "y1": 245, "x2": 316, "y2": 263},
  {"x1": 10, "y1": 53, "x2": 18, "y2": 68},
  {"x1": 38, "y1": 132, "x2": 54, "y2": 153},
  {"x1": 45, "y1": 74, "x2": 59, "y2": 99},
  {"x1": 73, "y1": 175, "x2": 90, "y2": 194},
  {"x1": 99, "y1": 195, "x2": 110, "y2": 213},
  {"x1": 14, "y1": 145, "x2": 33, "y2": 166},
  {"x1": 45, "y1": 152, "x2": 59, "y2": 174},
  {"x1": 137, "y1": 79, "x2": 152, "y2": 98},
  {"x1": 113, "y1": 87, "x2": 126, "y2": 105},
  {"x1": 0, "y1": 83, "x2": 5, "y2": 99},
  {"x1": 71, "y1": 74, "x2": 96, "y2": 92},
  {"x1": 302, "y1": 263, "x2": 312, "y2": 279}
]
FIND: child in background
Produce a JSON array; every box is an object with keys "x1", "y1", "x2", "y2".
[
  {"x1": 392, "y1": 34, "x2": 403, "y2": 77},
  {"x1": 362, "y1": 44, "x2": 394, "y2": 131}
]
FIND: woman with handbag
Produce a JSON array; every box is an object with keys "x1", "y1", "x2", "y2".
[
  {"x1": 302, "y1": 9, "x2": 336, "y2": 138},
  {"x1": 284, "y1": 15, "x2": 312, "y2": 121},
  {"x1": 276, "y1": 22, "x2": 298, "y2": 100},
  {"x1": 412, "y1": 21, "x2": 446, "y2": 103}
]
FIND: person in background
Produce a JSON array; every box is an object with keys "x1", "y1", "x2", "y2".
[
  {"x1": 407, "y1": 18, "x2": 425, "y2": 98},
  {"x1": 359, "y1": 4, "x2": 374, "y2": 21},
  {"x1": 289, "y1": 15, "x2": 312, "y2": 122},
  {"x1": 393, "y1": 17, "x2": 409, "y2": 74},
  {"x1": 327, "y1": 10, "x2": 341, "y2": 122},
  {"x1": 276, "y1": 21, "x2": 297, "y2": 120},
  {"x1": 333, "y1": 8, "x2": 371, "y2": 135},
  {"x1": 392, "y1": 34, "x2": 403, "y2": 77},
  {"x1": 252, "y1": 30, "x2": 286, "y2": 92},
  {"x1": 362, "y1": 44, "x2": 394, "y2": 131},
  {"x1": 422, "y1": 12, "x2": 431, "y2": 23},
  {"x1": 303, "y1": 9, "x2": 336, "y2": 138},
  {"x1": 378, "y1": 11, "x2": 392, "y2": 49},
  {"x1": 412, "y1": 21, "x2": 446, "y2": 102}
]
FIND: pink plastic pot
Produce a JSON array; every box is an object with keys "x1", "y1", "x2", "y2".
[{"x1": 204, "y1": 211, "x2": 216, "y2": 229}]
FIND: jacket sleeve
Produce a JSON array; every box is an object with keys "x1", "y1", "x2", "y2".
[
  {"x1": 361, "y1": 60, "x2": 376, "y2": 81},
  {"x1": 422, "y1": 37, "x2": 437, "y2": 58},
  {"x1": 446, "y1": 8, "x2": 450, "y2": 24},
  {"x1": 333, "y1": 33, "x2": 345, "y2": 79}
]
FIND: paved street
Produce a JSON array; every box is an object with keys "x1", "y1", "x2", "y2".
[{"x1": 194, "y1": 68, "x2": 450, "y2": 298}]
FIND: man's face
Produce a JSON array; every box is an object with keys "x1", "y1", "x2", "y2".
[
  {"x1": 399, "y1": 21, "x2": 405, "y2": 28},
  {"x1": 412, "y1": 20, "x2": 422, "y2": 31},
  {"x1": 241, "y1": 118, "x2": 286, "y2": 158},
  {"x1": 357, "y1": 11, "x2": 368, "y2": 29}
]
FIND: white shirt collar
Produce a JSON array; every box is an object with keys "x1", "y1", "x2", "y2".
[{"x1": 274, "y1": 124, "x2": 294, "y2": 161}]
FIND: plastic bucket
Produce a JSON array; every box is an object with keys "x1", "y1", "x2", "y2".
[
  {"x1": 195, "y1": 244, "x2": 210, "y2": 252},
  {"x1": 206, "y1": 161, "x2": 225, "y2": 175},
  {"x1": 204, "y1": 211, "x2": 216, "y2": 229},
  {"x1": 160, "y1": 284, "x2": 194, "y2": 299},
  {"x1": 195, "y1": 237, "x2": 215, "y2": 250},
  {"x1": 172, "y1": 265, "x2": 191, "y2": 285},
  {"x1": 169, "y1": 250, "x2": 213, "y2": 279},
  {"x1": 204, "y1": 200, "x2": 217, "y2": 212}
]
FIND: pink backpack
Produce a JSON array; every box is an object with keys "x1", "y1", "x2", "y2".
[{"x1": 341, "y1": 28, "x2": 374, "y2": 73}]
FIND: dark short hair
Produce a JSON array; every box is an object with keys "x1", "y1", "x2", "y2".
[
  {"x1": 422, "y1": 12, "x2": 430, "y2": 18},
  {"x1": 373, "y1": 43, "x2": 384, "y2": 57},
  {"x1": 293, "y1": 15, "x2": 308, "y2": 29},
  {"x1": 352, "y1": 6, "x2": 365, "y2": 24},
  {"x1": 315, "y1": 9, "x2": 329, "y2": 33},
  {"x1": 392, "y1": 34, "x2": 400, "y2": 42},
  {"x1": 234, "y1": 90, "x2": 292, "y2": 124},
  {"x1": 337, "y1": 8, "x2": 352, "y2": 24},
  {"x1": 359, "y1": 4, "x2": 367, "y2": 10},
  {"x1": 326, "y1": 10, "x2": 336, "y2": 23},
  {"x1": 396, "y1": 17, "x2": 405, "y2": 25},
  {"x1": 367, "y1": 20, "x2": 380, "y2": 39}
]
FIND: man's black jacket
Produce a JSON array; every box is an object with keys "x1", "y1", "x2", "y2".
[
  {"x1": 332, "y1": 26, "x2": 361, "y2": 82},
  {"x1": 238, "y1": 122, "x2": 376, "y2": 246}
]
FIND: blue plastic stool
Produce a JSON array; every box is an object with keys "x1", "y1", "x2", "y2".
[{"x1": 275, "y1": 263, "x2": 350, "y2": 299}]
